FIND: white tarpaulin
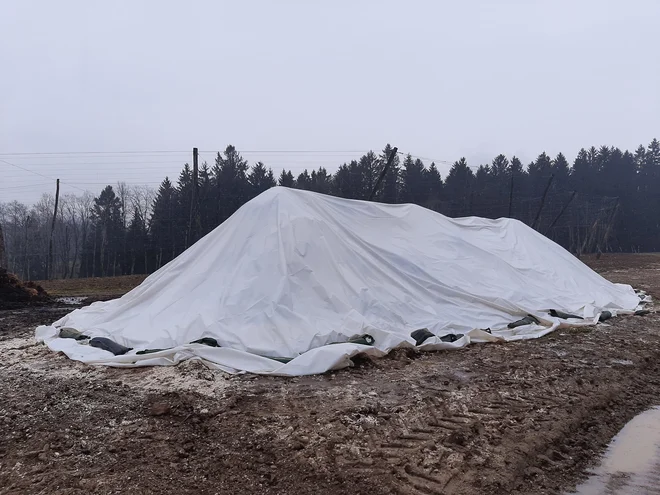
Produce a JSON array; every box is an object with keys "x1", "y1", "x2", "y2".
[{"x1": 36, "y1": 187, "x2": 642, "y2": 375}]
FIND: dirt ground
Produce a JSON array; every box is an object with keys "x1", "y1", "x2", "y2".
[{"x1": 1, "y1": 254, "x2": 659, "y2": 495}]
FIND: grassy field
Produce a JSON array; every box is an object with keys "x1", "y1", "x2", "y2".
[{"x1": 36, "y1": 274, "x2": 148, "y2": 297}]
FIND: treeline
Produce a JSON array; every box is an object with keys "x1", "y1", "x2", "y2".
[{"x1": 1, "y1": 140, "x2": 659, "y2": 281}]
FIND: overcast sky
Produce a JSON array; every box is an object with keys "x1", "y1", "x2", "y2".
[{"x1": 1, "y1": 0, "x2": 659, "y2": 204}]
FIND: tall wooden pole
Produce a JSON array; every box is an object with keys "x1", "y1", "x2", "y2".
[
  {"x1": 369, "y1": 146, "x2": 398, "y2": 201},
  {"x1": 47, "y1": 178, "x2": 60, "y2": 280},
  {"x1": 188, "y1": 148, "x2": 199, "y2": 246}
]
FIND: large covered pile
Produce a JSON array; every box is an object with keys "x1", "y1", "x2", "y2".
[
  {"x1": 36, "y1": 187, "x2": 641, "y2": 375},
  {"x1": 0, "y1": 268, "x2": 50, "y2": 310}
]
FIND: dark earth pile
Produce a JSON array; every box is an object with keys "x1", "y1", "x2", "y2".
[{"x1": 0, "y1": 268, "x2": 50, "y2": 310}]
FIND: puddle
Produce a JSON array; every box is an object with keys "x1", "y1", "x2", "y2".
[{"x1": 567, "y1": 406, "x2": 660, "y2": 494}]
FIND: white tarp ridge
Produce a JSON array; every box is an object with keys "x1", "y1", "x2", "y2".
[{"x1": 36, "y1": 187, "x2": 642, "y2": 375}]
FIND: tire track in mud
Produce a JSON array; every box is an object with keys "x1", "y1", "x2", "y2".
[
  {"x1": 333, "y1": 384, "x2": 482, "y2": 495},
  {"x1": 332, "y1": 353, "x2": 660, "y2": 495}
]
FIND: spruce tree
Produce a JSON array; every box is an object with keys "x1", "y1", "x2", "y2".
[
  {"x1": 444, "y1": 158, "x2": 474, "y2": 216},
  {"x1": 248, "y1": 161, "x2": 276, "y2": 198},
  {"x1": 211, "y1": 145, "x2": 250, "y2": 224},
  {"x1": 278, "y1": 170, "x2": 295, "y2": 187},
  {"x1": 150, "y1": 178, "x2": 177, "y2": 268}
]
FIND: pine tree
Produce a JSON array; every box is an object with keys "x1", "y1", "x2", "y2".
[
  {"x1": 491, "y1": 154, "x2": 509, "y2": 178},
  {"x1": 506, "y1": 156, "x2": 527, "y2": 219},
  {"x1": 490, "y1": 155, "x2": 511, "y2": 217},
  {"x1": 528, "y1": 152, "x2": 553, "y2": 197},
  {"x1": 638, "y1": 139, "x2": 660, "y2": 249},
  {"x1": 248, "y1": 162, "x2": 276, "y2": 198},
  {"x1": 211, "y1": 145, "x2": 250, "y2": 224},
  {"x1": 332, "y1": 164, "x2": 353, "y2": 198},
  {"x1": 84, "y1": 186, "x2": 124, "y2": 277},
  {"x1": 310, "y1": 167, "x2": 331, "y2": 194},
  {"x1": 425, "y1": 162, "x2": 444, "y2": 211},
  {"x1": 444, "y1": 158, "x2": 474, "y2": 216},
  {"x1": 570, "y1": 148, "x2": 592, "y2": 194},
  {"x1": 346, "y1": 160, "x2": 366, "y2": 199},
  {"x1": 126, "y1": 209, "x2": 148, "y2": 274},
  {"x1": 400, "y1": 155, "x2": 427, "y2": 204},
  {"x1": 357, "y1": 151, "x2": 380, "y2": 199},
  {"x1": 551, "y1": 152, "x2": 571, "y2": 190},
  {"x1": 197, "y1": 163, "x2": 214, "y2": 235},
  {"x1": 175, "y1": 163, "x2": 194, "y2": 249},
  {"x1": 295, "y1": 170, "x2": 313, "y2": 190},
  {"x1": 278, "y1": 170, "x2": 295, "y2": 187},
  {"x1": 150, "y1": 178, "x2": 177, "y2": 268}
]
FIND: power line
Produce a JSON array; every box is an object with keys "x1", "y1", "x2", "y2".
[
  {"x1": 198, "y1": 150, "x2": 370, "y2": 154},
  {"x1": 0, "y1": 158, "x2": 87, "y2": 193},
  {"x1": 0, "y1": 182, "x2": 53, "y2": 191},
  {"x1": 397, "y1": 151, "x2": 455, "y2": 165},
  {"x1": 4, "y1": 160, "x2": 193, "y2": 166},
  {"x1": 0, "y1": 151, "x2": 190, "y2": 156},
  {"x1": 0, "y1": 158, "x2": 59, "y2": 182},
  {"x1": 0, "y1": 149, "x2": 370, "y2": 157}
]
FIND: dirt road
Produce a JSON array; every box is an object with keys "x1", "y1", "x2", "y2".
[{"x1": 1, "y1": 254, "x2": 659, "y2": 494}]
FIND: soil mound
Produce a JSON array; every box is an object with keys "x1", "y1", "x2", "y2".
[{"x1": 0, "y1": 268, "x2": 50, "y2": 310}]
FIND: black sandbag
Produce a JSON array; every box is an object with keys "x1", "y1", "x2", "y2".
[
  {"x1": 58, "y1": 327, "x2": 90, "y2": 340},
  {"x1": 89, "y1": 337, "x2": 133, "y2": 356},
  {"x1": 270, "y1": 356, "x2": 293, "y2": 364},
  {"x1": 507, "y1": 314, "x2": 540, "y2": 329},
  {"x1": 347, "y1": 334, "x2": 375, "y2": 346},
  {"x1": 411, "y1": 328, "x2": 435, "y2": 345},
  {"x1": 548, "y1": 309, "x2": 583, "y2": 320},
  {"x1": 136, "y1": 348, "x2": 167, "y2": 355},
  {"x1": 598, "y1": 311, "x2": 612, "y2": 322},
  {"x1": 634, "y1": 309, "x2": 651, "y2": 316},
  {"x1": 328, "y1": 334, "x2": 376, "y2": 346},
  {"x1": 439, "y1": 333, "x2": 464, "y2": 343},
  {"x1": 190, "y1": 337, "x2": 220, "y2": 347}
]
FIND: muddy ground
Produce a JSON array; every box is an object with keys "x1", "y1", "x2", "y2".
[{"x1": 1, "y1": 254, "x2": 659, "y2": 495}]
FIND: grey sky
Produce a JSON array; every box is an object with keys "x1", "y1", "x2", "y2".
[{"x1": 2, "y1": 0, "x2": 659, "y2": 204}]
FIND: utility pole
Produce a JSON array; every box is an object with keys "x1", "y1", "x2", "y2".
[
  {"x1": 369, "y1": 146, "x2": 398, "y2": 201},
  {"x1": 47, "y1": 178, "x2": 60, "y2": 280},
  {"x1": 188, "y1": 147, "x2": 199, "y2": 247}
]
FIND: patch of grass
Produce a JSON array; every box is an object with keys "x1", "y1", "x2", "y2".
[{"x1": 36, "y1": 275, "x2": 147, "y2": 297}]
